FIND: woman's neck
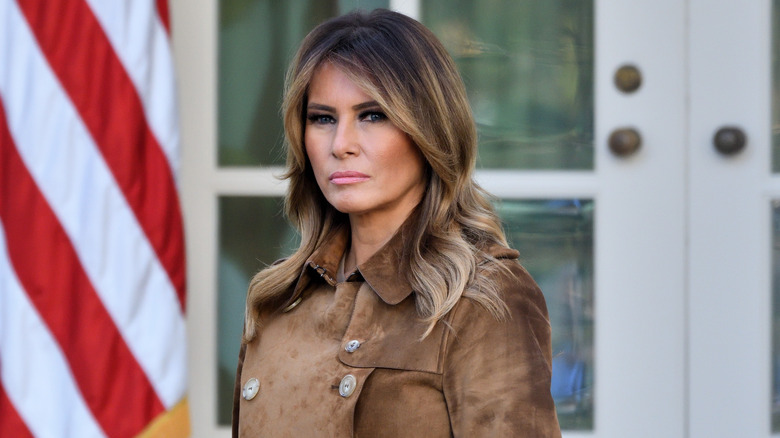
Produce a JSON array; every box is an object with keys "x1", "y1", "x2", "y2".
[{"x1": 344, "y1": 209, "x2": 411, "y2": 274}]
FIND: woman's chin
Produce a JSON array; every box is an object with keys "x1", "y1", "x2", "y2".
[{"x1": 325, "y1": 195, "x2": 369, "y2": 216}]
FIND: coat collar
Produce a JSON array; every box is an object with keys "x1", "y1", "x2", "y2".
[
  {"x1": 356, "y1": 218, "x2": 416, "y2": 305},
  {"x1": 302, "y1": 210, "x2": 520, "y2": 306},
  {"x1": 303, "y1": 213, "x2": 417, "y2": 305}
]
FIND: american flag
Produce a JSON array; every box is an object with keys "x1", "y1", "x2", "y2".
[{"x1": 0, "y1": 1, "x2": 189, "y2": 437}]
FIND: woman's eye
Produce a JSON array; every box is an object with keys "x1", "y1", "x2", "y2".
[
  {"x1": 360, "y1": 111, "x2": 386, "y2": 123},
  {"x1": 307, "y1": 114, "x2": 335, "y2": 125}
]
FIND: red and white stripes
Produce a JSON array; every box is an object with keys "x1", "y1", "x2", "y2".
[{"x1": 0, "y1": 1, "x2": 187, "y2": 437}]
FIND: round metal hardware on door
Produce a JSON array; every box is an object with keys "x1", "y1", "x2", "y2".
[
  {"x1": 608, "y1": 128, "x2": 642, "y2": 157},
  {"x1": 614, "y1": 64, "x2": 642, "y2": 93},
  {"x1": 713, "y1": 126, "x2": 746, "y2": 156}
]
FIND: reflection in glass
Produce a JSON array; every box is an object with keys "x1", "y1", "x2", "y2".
[
  {"x1": 217, "y1": 196, "x2": 299, "y2": 424},
  {"x1": 497, "y1": 199, "x2": 595, "y2": 430},
  {"x1": 773, "y1": 0, "x2": 780, "y2": 171},
  {"x1": 422, "y1": 0, "x2": 594, "y2": 170},
  {"x1": 218, "y1": 0, "x2": 388, "y2": 166}
]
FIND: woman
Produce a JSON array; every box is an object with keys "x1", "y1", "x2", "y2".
[{"x1": 233, "y1": 9, "x2": 560, "y2": 437}]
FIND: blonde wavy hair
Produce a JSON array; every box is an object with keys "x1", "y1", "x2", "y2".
[{"x1": 245, "y1": 9, "x2": 512, "y2": 341}]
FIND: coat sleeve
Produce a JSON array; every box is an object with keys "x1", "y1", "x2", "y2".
[
  {"x1": 442, "y1": 262, "x2": 561, "y2": 437},
  {"x1": 231, "y1": 342, "x2": 247, "y2": 438}
]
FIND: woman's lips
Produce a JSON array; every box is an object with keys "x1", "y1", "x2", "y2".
[{"x1": 329, "y1": 171, "x2": 369, "y2": 185}]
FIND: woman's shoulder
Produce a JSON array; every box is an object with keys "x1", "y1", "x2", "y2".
[
  {"x1": 465, "y1": 242, "x2": 549, "y2": 324},
  {"x1": 444, "y1": 242, "x2": 552, "y2": 364}
]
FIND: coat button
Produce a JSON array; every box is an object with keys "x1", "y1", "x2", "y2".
[
  {"x1": 242, "y1": 378, "x2": 260, "y2": 401},
  {"x1": 345, "y1": 340, "x2": 361, "y2": 353},
  {"x1": 339, "y1": 374, "x2": 357, "y2": 397}
]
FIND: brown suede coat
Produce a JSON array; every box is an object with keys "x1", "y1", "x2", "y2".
[{"x1": 232, "y1": 222, "x2": 561, "y2": 437}]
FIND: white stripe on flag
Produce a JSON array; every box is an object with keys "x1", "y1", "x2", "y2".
[
  {"x1": 0, "y1": 0, "x2": 186, "y2": 409},
  {"x1": 0, "y1": 223, "x2": 106, "y2": 438},
  {"x1": 84, "y1": 0, "x2": 181, "y2": 178}
]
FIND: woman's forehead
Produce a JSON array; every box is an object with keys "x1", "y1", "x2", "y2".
[{"x1": 309, "y1": 61, "x2": 384, "y2": 104}]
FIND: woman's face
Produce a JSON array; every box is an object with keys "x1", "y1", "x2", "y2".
[{"x1": 305, "y1": 62, "x2": 426, "y2": 224}]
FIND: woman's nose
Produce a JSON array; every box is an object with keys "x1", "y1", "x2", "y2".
[{"x1": 331, "y1": 121, "x2": 359, "y2": 158}]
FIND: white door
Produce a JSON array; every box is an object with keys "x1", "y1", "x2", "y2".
[
  {"x1": 587, "y1": 1, "x2": 687, "y2": 435},
  {"x1": 688, "y1": 0, "x2": 776, "y2": 436}
]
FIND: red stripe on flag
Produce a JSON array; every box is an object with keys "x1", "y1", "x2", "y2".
[
  {"x1": 0, "y1": 383, "x2": 33, "y2": 438},
  {"x1": 0, "y1": 104, "x2": 165, "y2": 438},
  {"x1": 18, "y1": 0, "x2": 186, "y2": 312},
  {"x1": 157, "y1": 0, "x2": 171, "y2": 34}
]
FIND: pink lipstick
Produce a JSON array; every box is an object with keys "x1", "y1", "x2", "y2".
[{"x1": 329, "y1": 171, "x2": 369, "y2": 185}]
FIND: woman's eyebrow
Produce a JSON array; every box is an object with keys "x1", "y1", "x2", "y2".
[
  {"x1": 306, "y1": 103, "x2": 334, "y2": 112},
  {"x1": 306, "y1": 101, "x2": 380, "y2": 112},
  {"x1": 352, "y1": 101, "x2": 380, "y2": 111}
]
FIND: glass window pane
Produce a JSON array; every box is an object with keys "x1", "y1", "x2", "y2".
[
  {"x1": 422, "y1": 0, "x2": 594, "y2": 170},
  {"x1": 217, "y1": 196, "x2": 299, "y2": 425},
  {"x1": 497, "y1": 199, "x2": 595, "y2": 430},
  {"x1": 218, "y1": 0, "x2": 388, "y2": 167}
]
